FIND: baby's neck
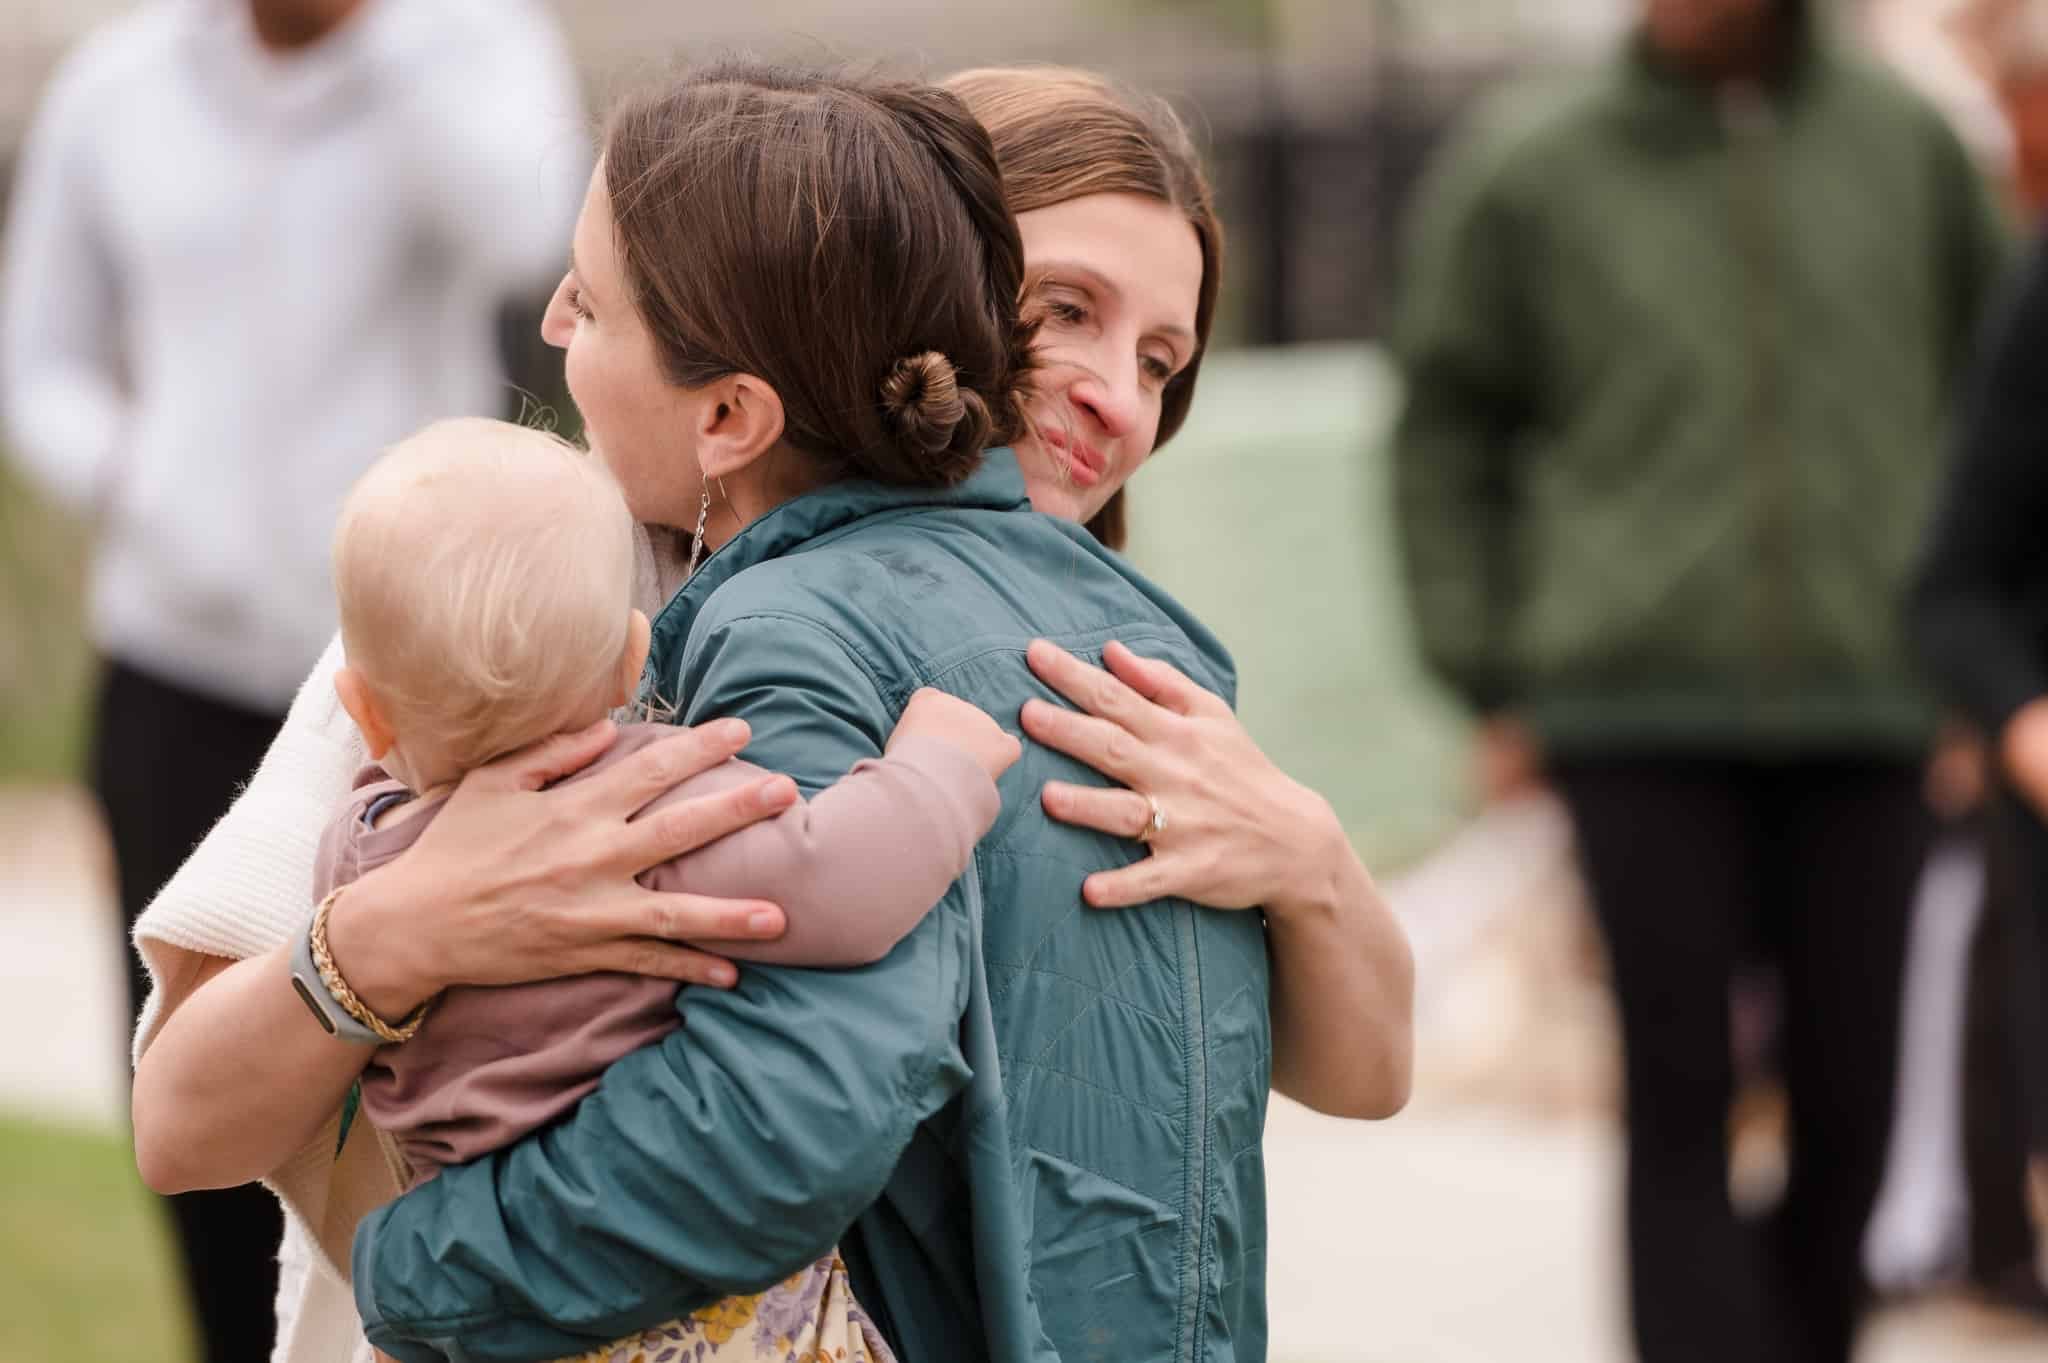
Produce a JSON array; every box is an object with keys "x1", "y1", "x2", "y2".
[
  {"x1": 371, "y1": 741, "x2": 463, "y2": 819},
  {"x1": 370, "y1": 778, "x2": 459, "y2": 830}
]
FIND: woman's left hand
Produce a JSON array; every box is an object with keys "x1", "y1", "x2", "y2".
[
  {"x1": 1019, "y1": 638, "x2": 1343, "y2": 917},
  {"x1": 1023, "y1": 637, "x2": 1414, "y2": 1118}
]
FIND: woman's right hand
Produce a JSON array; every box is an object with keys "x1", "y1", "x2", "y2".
[{"x1": 326, "y1": 716, "x2": 801, "y2": 1019}]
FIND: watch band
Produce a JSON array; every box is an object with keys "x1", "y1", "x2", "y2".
[
  {"x1": 307, "y1": 886, "x2": 431, "y2": 1044},
  {"x1": 289, "y1": 885, "x2": 432, "y2": 1044},
  {"x1": 289, "y1": 910, "x2": 385, "y2": 1045}
]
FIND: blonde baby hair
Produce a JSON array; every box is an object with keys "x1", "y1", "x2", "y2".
[{"x1": 332, "y1": 417, "x2": 637, "y2": 784}]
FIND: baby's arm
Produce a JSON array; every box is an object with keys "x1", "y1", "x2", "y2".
[
  {"x1": 638, "y1": 689, "x2": 1017, "y2": 966},
  {"x1": 354, "y1": 699, "x2": 1013, "y2": 1178}
]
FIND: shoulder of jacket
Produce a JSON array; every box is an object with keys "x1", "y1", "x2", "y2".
[
  {"x1": 680, "y1": 554, "x2": 897, "y2": 699},
  {"x1": 1808, "y1": 46, "x2": 1951, "y2": 133},
  {"x1": 1424, "y1": 68, "x2": 1616, "y2": 216},
  {"x1": 361, "y1": 0, "x2": 564, "y2": 68},
  {"x1": 696, "y1": 552, "x2": 847, "y2": 626},
  {"x1": 702, "y1": 526, "x2": 954, "y2": 624},
  {"x1": 32, "y1": 4, "x2": 186, "y2": 126}
]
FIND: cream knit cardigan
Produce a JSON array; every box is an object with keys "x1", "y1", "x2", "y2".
[{"x1": 131, "y1": 533, "x2": 688, "y2": 1363}]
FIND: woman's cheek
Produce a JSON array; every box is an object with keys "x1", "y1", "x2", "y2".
[
  {"x1": 1126, "y1": 418, "x2": 1162, "y2": 480},
  {"x1": 562, "y1": 339, "x2": 594, "y2": 420}
]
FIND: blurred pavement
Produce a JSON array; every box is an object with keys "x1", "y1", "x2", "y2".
[{"x1": 3, "y1": 784, "x2": 2046, "y2": 1363}]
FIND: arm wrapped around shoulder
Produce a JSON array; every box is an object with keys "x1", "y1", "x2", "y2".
[
  {"x1": 354, "y1": 610, "x2": 980, "y2": 1362},
  {"x1": 642, "y1": 731, "x2": 999, "y2": 967}
]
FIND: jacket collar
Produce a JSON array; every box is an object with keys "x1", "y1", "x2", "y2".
[
  {"x1": 186, "y1": 0, "x2": 394, "y2": 125},
  {"x1": 647, "y1": 448, "x2": 1033, "y2": 670}
]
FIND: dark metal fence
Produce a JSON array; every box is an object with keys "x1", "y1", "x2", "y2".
[{"x1": 1201, "y1": 56, "x2": 1515, "y2": 346}]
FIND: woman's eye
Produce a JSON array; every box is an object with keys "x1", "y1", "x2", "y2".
[
  {"x1": 566, "y1": 285, "x2": 591, "y2": 320},
  {"x1": 1045, "y1": 299, "x2": 1088, "y2": 326},
  {"x1": 1142, "y1": 355, "x2": 1175, "y2": 384}
]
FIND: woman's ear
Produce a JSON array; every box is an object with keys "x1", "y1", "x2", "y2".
[
  {"x1": 616, "y1": 609, "x2": 653, "y2": 708},
  {"x1": 693, "y1": 372, "x2": 787, "y2": 482},
  {"x1": 334, "y1": 666, "x2": 397, "y2": 760}
]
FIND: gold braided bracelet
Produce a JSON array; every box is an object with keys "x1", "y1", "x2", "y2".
[{"x1": 308, "y1": 887, "x2": 432, "y2": 1044}]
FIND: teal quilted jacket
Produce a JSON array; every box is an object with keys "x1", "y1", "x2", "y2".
[{"x1": 353, "y1": 450, "x2": 1274, "y2": 1363}]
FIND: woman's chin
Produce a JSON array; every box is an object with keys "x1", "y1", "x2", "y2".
[
  {"x1": 1025, "y1": 484, "x2": 1098, "y2": 526},
  {"x1": 1016, "y1": 456, "x2": 1100, "y2": 525}
]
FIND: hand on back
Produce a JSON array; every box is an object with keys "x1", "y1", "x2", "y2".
[
  {"x1": 324, "y1": 717, "x2": 799, "y2": 1017},
  {"x1": 1020, "y1": 638, "x2": 1343, "y2": 914},
  {"x1": 890, "y1": 687, "x2": 1023, "y2": 781}
]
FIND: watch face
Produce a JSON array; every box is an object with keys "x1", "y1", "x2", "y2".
[{"x1": 291, "y1": 975, "x2": 340, "y2": 1034}]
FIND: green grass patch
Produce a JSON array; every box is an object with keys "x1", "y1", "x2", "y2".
[{"x1": 0, "y1": 1116, "x2": 193, "y2": 1363}]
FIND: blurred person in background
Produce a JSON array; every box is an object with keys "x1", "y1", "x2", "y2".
[
  {"x1": 1390, "y1": 0, "x2": 2009, "y2": 1359},
  {"x1": 0, "y1": 0, "x2": 584, "y2": 1359},
  {"x1": 1860, "y1": 0, "x2": 2048, "y2": 1301},
  {"x1": 1912, "y1": 226, "x2": 2048, "y2": 1316}
]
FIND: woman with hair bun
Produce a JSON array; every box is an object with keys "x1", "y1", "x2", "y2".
[{"x1": 129, "y1": 59, "x2": 1293, "y2": 1363}]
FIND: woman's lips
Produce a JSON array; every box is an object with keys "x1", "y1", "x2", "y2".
[{"x1": 1041, "y1": 429, "x2": 1107, "y2": 488}]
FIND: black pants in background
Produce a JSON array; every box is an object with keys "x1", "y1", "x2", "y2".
[
  {"x1": 94, "y1": 659, "x2": 287, "y2": 1363},
  {"x1": 1553, "y1": 757, "x2": 1927, "y2": 1363}
]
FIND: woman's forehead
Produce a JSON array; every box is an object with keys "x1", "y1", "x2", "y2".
[
  {"x1": 570, "y1": 172, "x2": 621, "y2": 291},
  {"x1": 1018, "y1": 193, "x2": 1202, "y2": 334}
]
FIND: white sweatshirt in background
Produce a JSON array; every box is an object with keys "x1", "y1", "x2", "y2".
[{"x1": 1, "y1": 0, "x2": 589, "y2": 712}]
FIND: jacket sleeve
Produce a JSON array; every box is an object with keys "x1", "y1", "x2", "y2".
[
  {"x1": 1387, "y1": 113, "x2": 1534, "y2": 714},
  {"x1": 0, "y1": 45, "x2": 128, "y2": 516},
  {"x1": 1911, "y1": 229, "x2": 2048, "y2": 737},
  {"x1": 644, "y1": 736, "x2": 999, "y2": 968},
  {"x1": 354, "y1": 612, "x2": 977, "y2": 1363}
]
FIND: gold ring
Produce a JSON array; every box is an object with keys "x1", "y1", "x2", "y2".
[{"x1": 1137, "y1": 794, "x2": 1169, "y2": 843}]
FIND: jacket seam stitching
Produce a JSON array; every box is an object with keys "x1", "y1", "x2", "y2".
[
  {"x1": 996, "y1": 1056, "x2": 1183, "y2": 1123},
  {"x1": 983, "y1": 960, "x2": 1178, "y2": 1029}
]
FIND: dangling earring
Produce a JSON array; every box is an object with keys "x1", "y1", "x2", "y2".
[{"x1": 685, "y1": 484, "x2": 711, "y2": 578}]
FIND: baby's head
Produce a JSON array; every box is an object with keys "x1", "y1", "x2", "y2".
[{"x1": 331, "y1": 418, "x2": 650, "y2": 791}]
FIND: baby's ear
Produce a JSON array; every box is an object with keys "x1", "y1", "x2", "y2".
[
  {"x1": 617, "y1": 610, "x2": 653, "y2": 708},
  {"x1": 333, "y1": 666, "x2": 396, "y2": 759}
]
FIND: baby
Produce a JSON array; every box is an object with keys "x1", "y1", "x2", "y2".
[{"x1": 312, "y1": 418, "x2": 1015, "y2": 1363}]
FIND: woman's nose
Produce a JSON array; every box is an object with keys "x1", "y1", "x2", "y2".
[
  {"x1": 539, "y1": 276, "x2": 574, "y2": 349},
  {"x1": 1069, "y1": 369, "x2": 1138, "y2": 441}
]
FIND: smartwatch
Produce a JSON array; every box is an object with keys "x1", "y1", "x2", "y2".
[{"x1": 288, "y1": 917, "x2": 386, "y2": 1046}]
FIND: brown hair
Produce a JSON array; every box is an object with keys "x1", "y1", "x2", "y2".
[
  {"x1": 602, "y1": 61, "x2": 1035, "y2": 486},
  {"x1": 946, "y1": 67, "x2": 1224, "y2": 549}
]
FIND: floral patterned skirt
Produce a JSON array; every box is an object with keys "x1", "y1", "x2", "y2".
[{"x1": 558, "y1": 1250, "x2": 896, "y2": 1363}]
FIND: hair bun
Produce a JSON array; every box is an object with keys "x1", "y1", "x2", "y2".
[{"x1": 880, "y1": 351, "x2": 969, "y2": 456}]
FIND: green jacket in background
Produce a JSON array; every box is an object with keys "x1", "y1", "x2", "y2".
[
  {"x1": 1391, "y1": 28, "x2": 2010, "y2": 757},
  {"x1": 354, "y1": 451, "x2": 1272, "y2": 1363}
]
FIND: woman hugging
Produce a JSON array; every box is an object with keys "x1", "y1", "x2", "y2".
[{"x1": 130, "y1": 59, "x2": 1413, "y2": 1363}]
